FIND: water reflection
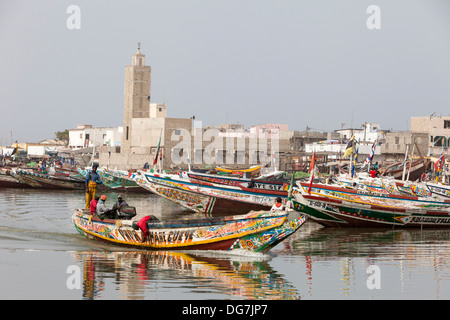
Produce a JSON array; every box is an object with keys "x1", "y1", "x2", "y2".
[
  {"x1": 272, "y1": 221, "x2": 450, "y2": 299},
  {"x1": 72, "y1": 250, "x2": 301, "y2": 300},
  {"x1": 288, "y1": 222, "x2": 450, "y2": 259},
  {"x1": 3, "y1": 188, "x2": 450, "y2": 299}
]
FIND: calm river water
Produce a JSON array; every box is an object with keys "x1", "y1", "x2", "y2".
[{"x1": 1, "y1": 187, "x2": 450, "y2": 300}]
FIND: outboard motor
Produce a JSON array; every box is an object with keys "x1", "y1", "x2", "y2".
[{"x1": 117, "y1": 206, "x2": 137, "y2": 220}]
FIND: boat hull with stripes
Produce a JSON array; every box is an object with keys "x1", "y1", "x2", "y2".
[
  {"x1": 134, "y1": 171, "x2": 287, "y2": 216},
  {"x1": 293, "y1": 193, "x2": 450, "y2": 228},
  {"x1": 14, "y1": 169, "x2": 85, "y2": 190},
  {"x1": 295, "y1": 182, "x2": 450, "y2": 211},
  {"x1": 72, "y1": 209, "x2": 306, "y2": 252}
]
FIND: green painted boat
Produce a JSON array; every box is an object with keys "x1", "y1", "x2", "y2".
[{"x1": 293, "y1": 192, "x2": 450, "y2": 228}]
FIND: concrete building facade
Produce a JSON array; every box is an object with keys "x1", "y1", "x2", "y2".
[
  {"x1": 380, "y1": 131, "x2": 429, "y2": 161},
  {"x1": 411, "y1": 115, "x2": 450, "y2": 156}
]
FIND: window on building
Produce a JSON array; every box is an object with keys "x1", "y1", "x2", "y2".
[
  {"x1": 126, "y1": 126, "x2": 129, "y2": 140},
  {"x1": 444, "y1": 120, "x2": 450, "y2": 129},
  {"x1": 433, "y1": 136, "x2": 445, "y2": 147},
  {"x1": 235, "y1": 150, "x2": 246, "y2": 164}
]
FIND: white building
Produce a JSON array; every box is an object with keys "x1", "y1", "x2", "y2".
[
  {"x1": 68, "y1": 124, "x2": 122, "y2": 149},
  {"x1": 335, "y1": 123, "x2": 384, "y2": 144},
  {"x1": 305, "y1": 122, "x2": 383, "y2": 160}
]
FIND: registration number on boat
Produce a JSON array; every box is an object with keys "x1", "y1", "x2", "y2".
[{"x1": 309, "y1": 200, "x2": 327, "y2": 209}]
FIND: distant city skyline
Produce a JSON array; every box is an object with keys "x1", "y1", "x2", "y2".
[{"x1": 1, "y1": 0, "x2": 450, "y2": 145}]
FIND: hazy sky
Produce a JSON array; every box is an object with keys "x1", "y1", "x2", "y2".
[{"x1": 1, "y1": 0, "x2": 450, "y2": 144}]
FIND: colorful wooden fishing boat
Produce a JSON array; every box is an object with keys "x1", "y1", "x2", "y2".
[
  {"x1": 380, "y1": 158, "x2": 430, "y2": 181},
  {"x1": 295, "y1": 181, "x2": 450, "y2": 211},
  {"x1": 78, "y1": 167, "x2": 137, "y2": 192},
  {"x1": 133, "y1": 171, "x2": 288, "y2": 216},
  {"x1": 182, "y1": 170, "x2": 286, "y2": 192},
  {"x1": 425, "y1": 182, "x2": 450, "y2": 199},
  {"x1": 0, "y1": 168, "x2": 32, "y2": 188},
  {"x1": 72, "y1": 209, "x2": 306, "y2": 252},
  {"x1": 334, "y1": 175, "x2": 390, "y2": 195},
  {"x1": 393, "y1": 180, "x2": 432, "y2": 197},
  {"x1": 97, "y1": 167, "x2": 147, "y2": 192},
  {"x1": 336, "y1": 174, "x2": 433, "y2": 198},
  {"x1": 13, "y1": 168, "x2": 85, "y2": 190},
  {"x1": 293, "y1": 192, "x2": 450, "y2": 228},
  {"x1": 216, "y1": 165, "x2": 262, "y2": 176}
]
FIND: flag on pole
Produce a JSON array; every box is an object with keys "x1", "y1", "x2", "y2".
[
  {"x1": 435, "y1": 152, "x2": 445, "y2": 182},
  {"x1": 362, "y1": 139, "x2": 378, "y2": 168},
  {"x1": 308, "y1": 151, "x2": 316, "y2": 194},
  {"x1": 153, "y1": 134, "x2": 162, "y2": 166},
  {"x1": 286, "y1": 172, "x2": 295, "y2": 208},
  {"x1": 352, "y1": 147, "x2": 359, "y2": 177},
  {"x1": 343, "y1": 136, "x2": 355, "y2": 158},
  {"x1": 435, "y1": 153, "x2": 445, "y2": 172}
]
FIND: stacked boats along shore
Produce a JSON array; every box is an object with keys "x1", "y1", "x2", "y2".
[{"x1": 3, "y1": 161, "x2": 450, "y2": 253}]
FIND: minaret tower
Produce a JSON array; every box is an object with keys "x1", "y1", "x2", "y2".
[{"x1": 122, "y1": 42, "x2": 152, "y2": 152}]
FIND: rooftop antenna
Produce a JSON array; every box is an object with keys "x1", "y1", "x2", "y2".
[{"x1": 138, "y1": 42, "x2": 141, "y2": 51}]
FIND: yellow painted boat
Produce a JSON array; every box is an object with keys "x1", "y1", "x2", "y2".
[{"x1": 72, "y1": 209, "x2": 306, "y2": 253}]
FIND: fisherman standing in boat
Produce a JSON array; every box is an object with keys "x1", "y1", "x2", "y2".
[{"x1": 85, "y1": 164, "x2": 103, "y2": 209}]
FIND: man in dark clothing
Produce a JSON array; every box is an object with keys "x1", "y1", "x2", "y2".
[{"x1": 113, "y1": 195, "x2": 128, "y2": 210}]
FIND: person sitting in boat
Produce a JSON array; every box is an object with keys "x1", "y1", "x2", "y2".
[
  {"x1": 271, "y1": 197, "x2": 284, "y2": 211},
  {"x1": 89, "y1": 195, "x2": 100, "y2": 215},
  {"x1": 96, "y1": 195, "x2": 118, "y2": 220},
  {"x1": 113, "y1": 195, "x2": 128, "y2": 210},
  {"x1": 85, "y1": 164, "x2": 103, "y2": 209},
  {"x1": 369, "y1": 169, "x2": 377, "y2": 178},
  {"x1": 421, "y1": 171, "x2": 428, "y2": 182}
]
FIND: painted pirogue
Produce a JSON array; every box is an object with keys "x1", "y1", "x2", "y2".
[
  {"x1": 72, "y1": 209, "x2": 306, "y2": 253},
  {"x1": 292, "y1": 181, "x2": 450, "y2": 228},
  {"x1": 0, "y1": 168, "x2": 32, "y2": 188},
  {"x1": 78, "y1": 167, "x2": 146, "y2": 192},
  {"x1": 13, "y1": 168, "x2": 85, "y2": 190},
  {"x1": 133, "y1": 170, "x2": 288, "y2": 217}
]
